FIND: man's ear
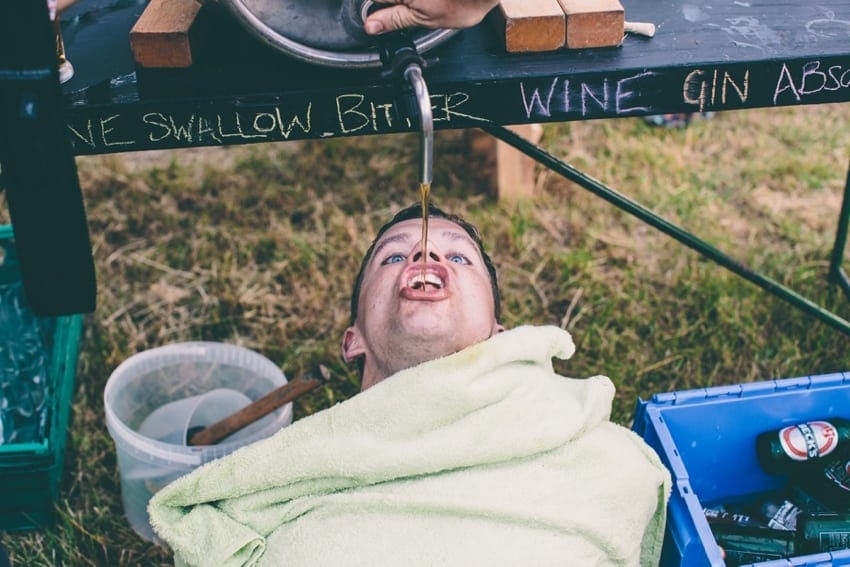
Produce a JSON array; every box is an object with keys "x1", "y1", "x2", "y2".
[{"x1": 341, "y1": 325, "x2": 366, "y2": 362}]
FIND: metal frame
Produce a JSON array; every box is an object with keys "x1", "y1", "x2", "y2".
[
  {"x1": 830, "y1": 166, "x2": 850, "y2": 301},
  {"x1": 482, "y1": 124, "x2": 850, "y2": 336}
]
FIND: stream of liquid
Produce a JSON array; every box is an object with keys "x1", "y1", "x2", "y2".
[{"x1": 420, "y1": 182, "x2": 430, "y2": 274}]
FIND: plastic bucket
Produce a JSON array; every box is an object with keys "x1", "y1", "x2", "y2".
[{"x1": 103, "y1": 342, "x2": 293, "y2": 543}]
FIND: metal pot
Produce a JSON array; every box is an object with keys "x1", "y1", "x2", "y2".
[{"x1": 203, "y1": 0, "x2": 458, "y2": 68}]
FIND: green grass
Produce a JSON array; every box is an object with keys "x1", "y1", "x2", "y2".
[{"x1": 2, "y1": 104, "x2": 850, "y2": 565}]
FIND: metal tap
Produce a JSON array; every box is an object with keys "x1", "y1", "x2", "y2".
[
  {"x1": 364, "y1": 0, "x2": 434, "y2": 188},
  {"x1": 403, "y1": 63, "x2": 433, "y2": 187}
]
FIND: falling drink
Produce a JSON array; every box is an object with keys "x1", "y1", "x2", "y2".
[{"x1": 420, "y1": 182, "x2": 430, "y2": 275}]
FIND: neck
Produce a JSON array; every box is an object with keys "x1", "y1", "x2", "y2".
[
  {"x1": 359, "y1": 340, "x2": 462, "y2": 391},
  {"x1": 356, "y1": 322, "x2": 504, "y2": 392}
]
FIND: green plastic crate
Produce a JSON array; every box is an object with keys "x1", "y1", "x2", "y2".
[{"x1": 0, "y1": 225, "x2": 83, "y2": 531}]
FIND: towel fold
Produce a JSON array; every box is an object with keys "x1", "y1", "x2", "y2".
[{"x1": 149, "y1": 325, "x2": 670, "y2": 566}]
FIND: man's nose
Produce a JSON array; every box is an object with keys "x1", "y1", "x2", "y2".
[
  {"x1": 412, "y1": 250, "x2": 440, "y2": 263},
  {"x1": 410, "y1": 241, "x2": 441, "y2": 263}
]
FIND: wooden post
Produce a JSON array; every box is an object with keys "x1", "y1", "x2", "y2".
[{"x1": 466, "y1": 124, "x2": 544, "y2": 201}]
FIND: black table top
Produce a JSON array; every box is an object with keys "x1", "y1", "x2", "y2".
[{"x1": 60, "y1": 0, "x2": 850, "y2": 155}]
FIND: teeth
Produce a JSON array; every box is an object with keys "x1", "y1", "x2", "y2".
[{"x1": 408, "y1": 272, "x2": 444, "y2": 289}]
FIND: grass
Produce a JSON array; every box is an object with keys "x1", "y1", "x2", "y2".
[{"x1": 2, "y1": 103, "x2": 850, "y2": 565}]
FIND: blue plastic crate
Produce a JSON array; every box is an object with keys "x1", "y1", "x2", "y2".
[{"x1": 633, "y1": 372, "x2": 850, "y2": 567}]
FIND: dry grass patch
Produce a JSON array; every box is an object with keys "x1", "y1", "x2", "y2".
[{"x1": 0, "y1": 104, "x2": 849, "y2": 564}]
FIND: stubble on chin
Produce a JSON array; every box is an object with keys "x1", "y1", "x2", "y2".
[{"x1": 376, "y1": 318, "x2": 464, "y2": 375}]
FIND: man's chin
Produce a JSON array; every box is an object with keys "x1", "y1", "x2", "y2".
[
  {"x1": 395, "y1": 316, "x2": 454, "y2": 339},
  {"x1": 383, "y1": 326, "x2": 467, "y2": 374}
]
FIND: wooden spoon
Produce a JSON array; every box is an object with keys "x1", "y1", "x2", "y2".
[{"x1": 187, "y1": 365, "x2": 329, "y2": 446}]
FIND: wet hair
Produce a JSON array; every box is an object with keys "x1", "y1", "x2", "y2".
[{"x1": 349, "y1": 203, "x2": 501, "y2": 326}]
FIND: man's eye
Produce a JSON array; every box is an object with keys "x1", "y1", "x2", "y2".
[
  {"x1": 381, "y1": 254, "x2": 406, "y2": 265},
  {"x1": 448, "y1": 254, "x2": 471, "y2": 265}
]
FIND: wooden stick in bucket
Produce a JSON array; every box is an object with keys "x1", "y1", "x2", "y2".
[{"x1": 187, "y1": 365, "x2": 329, "y2": 446}]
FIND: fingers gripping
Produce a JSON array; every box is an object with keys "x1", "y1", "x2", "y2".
[{"x1": 366, "y1": 2, "x2": 428, "y2": 34}]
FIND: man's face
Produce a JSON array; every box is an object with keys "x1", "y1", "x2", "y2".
[{"x1": 343, "y1": 217, "x2": 503, "y2": 388}]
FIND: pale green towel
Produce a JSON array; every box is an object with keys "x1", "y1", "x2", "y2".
[{"x1": 148, "y1": 325, "x2": 671, "y2": 566}]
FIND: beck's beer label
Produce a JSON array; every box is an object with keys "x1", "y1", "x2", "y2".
[{"x1": 778, "y1": 421, "x2": 838, "y2": 461}]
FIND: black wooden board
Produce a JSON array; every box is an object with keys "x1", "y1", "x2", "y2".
[{"x1": 57, "y1": 0, "x2": 850, "y2": 155}]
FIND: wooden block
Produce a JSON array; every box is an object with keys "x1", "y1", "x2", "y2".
[
  {"x1": 130, "y1": 0, "x2": 203, "y2": 68},
  {"x1": 488, "y1": 0, "x2": 565, "y2": 53},
  {"x1": 466, "y1": 124, "x2": 544, "y2": 201},
  {"x1": 555, "y1": 0, "x2": 625, "y2": 49}
]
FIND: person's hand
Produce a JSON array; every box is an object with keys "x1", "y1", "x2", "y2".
[{"x1": 363, "y1": 0, "x2": 500, "y2": 35}]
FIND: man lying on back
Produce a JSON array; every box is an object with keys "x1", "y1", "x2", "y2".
[{"x1": 149, "y1": 203, "x2": 671, "y2": 567}]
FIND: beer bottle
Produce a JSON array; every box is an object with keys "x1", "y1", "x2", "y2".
[
  {"x1": 760, "y1": 499, "x2": 803, "y2": 531},
  {"x1": 704, "y1": 507, "x2": 767, "y2": 529},
  {"x1": 786, "y1": 483, "x2": 834, "y2": 514},
  {"x1": 710, "y1": 523, "x2": 796, "y2": 565},
  {"x1": 756, "y1": 418, "x2": 850, "y2": 474},
  {"x1": 798, "y1": 453, "x2": 850, "y2": 511},
  {"x1": 796, "y1": 512, "x2": 850, "y2": 554}
]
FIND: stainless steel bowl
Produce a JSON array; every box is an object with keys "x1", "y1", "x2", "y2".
[{"x1": 203, "y1": 0, "x2": 458, "y2": 68}]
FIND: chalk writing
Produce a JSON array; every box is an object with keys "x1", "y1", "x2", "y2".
[
  {"x1": 336, "y1": 94, "x2": 396, "y2": 134},
  {"x1": 519, "y1": 71, "x2": 654, "y2": 119},
  {"x1": 142, "y1": 106, "x2": 313, "y2": 144},
  {"x1": 805, "y1": 12, "x2": 850, "y2": 38},
  {"x1": 432, "y1": 92, "x2": 489, "y2": 124},
  {"x1": 67, "y1": 105, "x2": 313, "y2": 150},
  {"x1": 67, "y1": 113, "x2": 135, "y2": 148},
  {"x1": 521, "y1": 78, "x2": 557, "y2": 117},
  {"x1": 682, "y1": 68, "x2": 749, "y2": 111},
  {"x1": 335, "y1": 91, "x2": 486, "y2": 134},
  {"x1": 66, "y1": 90, "x2": 485, "y2": 152},
  {"x1": 62, "y1": 61, "x2": 850, "y2": 155},
  {"x1": 773, "y1": 60, "x2": 850, "y2": 105},
  {"x1": 581, "y1": 80, "x2": 610, "y2": 114}
]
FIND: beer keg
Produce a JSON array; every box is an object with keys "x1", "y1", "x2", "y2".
[{"x1": 203, "y1": 0, "x2": 458, "y2": 68}]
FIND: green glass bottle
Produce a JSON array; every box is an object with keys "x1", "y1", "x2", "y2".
[
  {"x1": 704, "y1": 507, "x2": 766, "y2": 529},
  {"x1": 786, "y1": 483, "x2": 834, "y2": 514},
  {"x1": 760, "y1": 499, "x2": 803, "y2": 531},
  {"x1": 711, "y1": 523, "x2": 796, "y2": 566},
  {"x1": 799, "y1": 454, "x2": 850, "y2": 511},
  {"x1": 797, "y1": 512, "x2": 850, "y2": 554},
  {"x1": 756, "y1": 418, "x2": 850, "y2": 474}
]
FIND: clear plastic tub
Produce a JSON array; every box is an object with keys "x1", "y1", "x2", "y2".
[{"x1": 104, "y1": 342, "x2": 293, "y2": 543}]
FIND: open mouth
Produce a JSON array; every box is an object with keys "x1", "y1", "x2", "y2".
[
  {"x1": 408, "y1": 272, "x2": 444, "y2": 291},
  {"x1": 400, "y1": 264, "x2": 450, "y2": 300}
]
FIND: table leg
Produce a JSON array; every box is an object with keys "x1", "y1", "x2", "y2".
[
  {"x1": 0, "y1": 0, "x2": 96, "y2": 316},
  {"x1": 482, "y1": 123, "x2": 850, "y2": 336}
]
